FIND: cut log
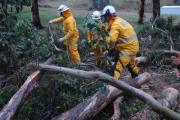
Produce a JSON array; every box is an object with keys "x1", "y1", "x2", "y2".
[
  {"x1": 164, "y1": 50, "x2": 180, "y2": 57},
  {"x1": 130, "y1": 88, "x2": 179, "y2": 120},
  {"x1": 109, "y1": 97, "x2": 123, "y2": 120},
  {"x1": 164, "y1": 50, "x2": 180, "y2": 77},
  {"x1": 0, "y1": 57, "x2": 54, "y2": 120},
  {"x1": 52, "y1": 73, "x2": 151, "y2": 120},
  {"x1": 30, "y1": 64, "x2": 180, "y2": 120}
]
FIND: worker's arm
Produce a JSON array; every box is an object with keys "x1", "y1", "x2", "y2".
[
  {"x1": 64, "y1": 20, "x2": 77, "y2": 39},
  {"x1": 49, "y1": 17, "x2": 64, "y2": 24},
  {"x1": 107, "y1": 24, "x2": 119, "y2": 49}
]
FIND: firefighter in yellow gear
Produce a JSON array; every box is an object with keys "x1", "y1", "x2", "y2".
[
  {"x1": 86, "y1": 11, "x2": 107, "y2": 64},
  {"x1": 49, "y1": 5, "x2": 81, "y2": 64},
  {"x1": 102, "y1": 5, "x2": 139, "y2": 79}
]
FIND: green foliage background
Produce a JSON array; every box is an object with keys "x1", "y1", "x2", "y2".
[{"x1": 0, "y1": 4, "x2": 180, "y2": 120}]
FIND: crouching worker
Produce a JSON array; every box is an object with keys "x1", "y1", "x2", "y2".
[
  {"x1": 86, "y1": 11, "x2": 108, "y2": 65},
  {"x1": 49, "y1": 5, "x2": 81, "y2": 64},
  {"x1": 102, "y1": 5, "x2": 140, "y2": 79}
]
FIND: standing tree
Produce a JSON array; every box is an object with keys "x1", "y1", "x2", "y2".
[
  {"x1": 0, "y1": 0, "x2": 8, "y2": 15},
  {"x1": 152, "y1": 0, "x2": 160, "y2": 21},
  {"x1": 15, "y1": 0, "x2": 20, "y2": 13},
  {"x1": 138, "y1": 0, "x2": 145, "y2": 24},
  {"x1": 31, "y1": 0, "x2": 43, "y2": 28},
  {"x1": 174, "y1": 0, "x2": 180, "y2": 4}
]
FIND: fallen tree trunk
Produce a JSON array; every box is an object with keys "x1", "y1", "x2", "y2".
[
  {"x1": 164, "y1": 50, "x2": 180, "y2": 77},
  {"x1": 130, "y1": 88, "x2": 179, "y2": 120},
  {"x1": 109, "y1": 97, "x2": 123, "y2": 120},
  {"x1": 31, "y1": 64, "x2": 180, "y2": 120},
  {"x1": 164, "y1": 50, "x2": 180, "y2": 57},
  {"x1": 0, "y1": 57, "x2": 54, "y2": 120},
  {"x1": 53, "y1": 73, "x2": 151, "y2": 120}
]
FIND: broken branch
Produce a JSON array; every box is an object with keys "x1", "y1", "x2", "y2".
[{"x1": 31, "y1": 64, "x2": 180, "y2": 120}]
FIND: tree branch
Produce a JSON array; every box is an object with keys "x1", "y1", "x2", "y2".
[
  {"x1": 30, "y1": 64, "x2": 180, "y2": 120},
  {"x1": 52, "y1": 72, "x2": 151, "y2": 120},
  {"x1": 0, "y1": 57, "x2": 54, "y2": 120},
  {"x1": 130, "y1": 88, "x2": 179, "y2": 120}
]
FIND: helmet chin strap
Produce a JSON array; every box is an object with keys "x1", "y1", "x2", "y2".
[{"x1": 61, "y1": 12, "x2": 65, "y2": 17}]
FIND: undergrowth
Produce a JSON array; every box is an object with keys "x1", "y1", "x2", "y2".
[{"x1": 0, "y1": 6, "x2": 180, "y2": 119}]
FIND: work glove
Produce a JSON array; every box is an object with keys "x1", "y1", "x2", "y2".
[
  {"x1": 54, "y1": 37, "x2": 64, "y2": 46},
  {"x1": 57, "y1": 37, "x2": 64, "y2": 43},
  {"x1": 49, "y1": 20, "x2": 53, "y2": 24},
  {"x1": 103, "y1": 50, "x2": 109, "y2": 56},
  {"x1": 87, "y1": 40, "x2": 91, "y2": 44}
]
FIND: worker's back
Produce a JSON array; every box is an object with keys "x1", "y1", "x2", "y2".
[{"x1": 109, "y1": 17, "x2": 139, "y2": 54}]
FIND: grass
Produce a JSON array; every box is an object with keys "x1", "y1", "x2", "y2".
[
  {"x1": 18, "y1": 6, "x2": 143, "y2": 30},
  {"x1": 18, "y1": 7, "x2": 57, "y2": 25}
]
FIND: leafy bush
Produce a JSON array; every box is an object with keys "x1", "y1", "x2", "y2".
[
  {"x1": 121, "y1": 100, "x2": 144, "y2": 118},
  {"x1": 137, "y1": 17, "x2": 180, "y2": 66},
  {"x1": 0, "y1": 20, "x2": 53, "y2": 74},
  {"x1": 14, "y1": 20, "x2": 52, "y2": 60},
  {"x1": 15, "y1": 72, "x2": 104, "y2": 120}
]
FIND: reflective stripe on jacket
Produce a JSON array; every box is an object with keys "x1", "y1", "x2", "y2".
[
  {"x1": 107, "y1": 17, "x2": 139, "y2": 55},
  {"x1": 50, "y1": 10, "x2": 79, "y2": 45}
]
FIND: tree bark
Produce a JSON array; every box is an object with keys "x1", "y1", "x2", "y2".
[
  {"x1": 164, "y1": 50, "x2": 180, "y2": 78},
  {"x1": 30, "y1": 64, "x2": 180, "y2": 120},
  {"x1": 0, "y1": 57, "x2": 54, "y2": 120},
  {"x1": 130, "y1": 88, "x2": 179, "y2": 120},
  {"x1": 164, "y1": 50, "x2": 180, "y2": 55},
  {"x1": 52, "y1": 73, "x2": 151, "y2": 120},
  {"x1": 31, "y1": 0, "x2": 43, "y2": 28},
  {"x1": 15, "y1": 0, "x2": 20, "y2": 13},
  {"x1": 138, "y1": 0, "x2": 145, "y2": 24},
  {"x1": 109, "y1": 97, "x2": 123, "y2": 120},
  {"x1": 152, "y1": 0, "x2": 160, "y2": 21}
]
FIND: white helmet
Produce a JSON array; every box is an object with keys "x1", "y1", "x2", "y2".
[
  {"x1": 102, "y1": 5, "x2": 116, "y2": 16},
  {"x1": 92, "y1": 11, "x2": 101, "y2": 20},
  {"x1": 57, "y1": 5, "x2": 69, "y2": 13}
]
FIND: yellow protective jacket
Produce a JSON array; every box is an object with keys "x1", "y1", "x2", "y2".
[
  {"x1": 87, "y1": 21, "x2": 106, "y2": 58},
  {"x1": 50, "y1": 10, "x2": 79, "y2": 45},
  {"x1": 50, "y1": 10, "x2": 81, "y2": 63},
  {"x1": 87, "y1": 21, "x2": 105, "y2": 41},
  {"x1": 107, "y1": 17, "x2": 139, "y2": 55}
]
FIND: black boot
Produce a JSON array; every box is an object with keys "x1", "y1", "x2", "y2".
[{"x1": 131, "y1": 72, "x2": 139, "y2": 79}]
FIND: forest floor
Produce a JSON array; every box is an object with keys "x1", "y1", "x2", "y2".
[
  {"x1": 0, "y1": 1, "x2": 179, "y2": 119},
  {"x1": 19, "y1": 2, "x2": 180, "y2": 119}
]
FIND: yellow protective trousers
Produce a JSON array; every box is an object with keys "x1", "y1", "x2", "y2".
[
  {"x1": 114, "y1": 54, "x2": 139, "y2": 79},
  {"x1": 49, "y1": 9, "x2": 81, "y2": 64},
  {"x1": 66, "y1": 44, "x2": 81, "y2": 64}
]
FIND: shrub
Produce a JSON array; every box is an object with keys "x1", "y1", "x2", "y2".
[{"x1": 0, "y1": 20, "x2": 53, "y2": 74}]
